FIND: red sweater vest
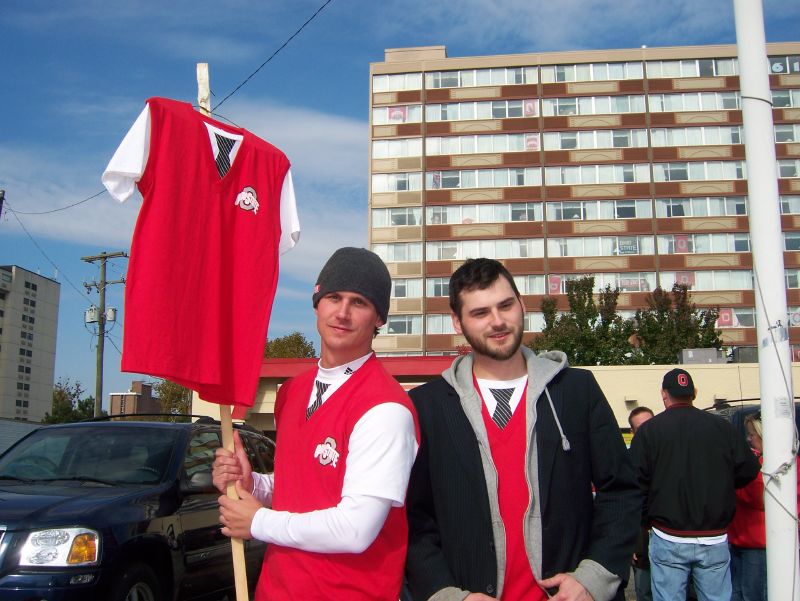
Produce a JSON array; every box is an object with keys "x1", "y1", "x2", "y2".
[
  {"x1": 481, "y1": 388, "x2": 547, "y2": 601},
  {"x1": 257, "y1": 355, "x2": 418, "y2": 600},
  {"x1": 125, "y1": 97, "x2": 290, "y2": 406}
]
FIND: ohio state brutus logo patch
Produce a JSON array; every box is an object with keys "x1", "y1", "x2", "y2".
[
  {"x1": 314, "y1": 436, "x2": 339, "y2": 467},
  {"x1": 234, "y1": 186, "x2": 259, "y2": 214}
]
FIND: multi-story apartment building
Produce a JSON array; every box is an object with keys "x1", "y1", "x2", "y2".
[
  {"x1": 368, "y1": 43, "x2": 800, "y2": 357},
  {"x1": 0, "y1": 265, "x2": 60, "y2": 420}
]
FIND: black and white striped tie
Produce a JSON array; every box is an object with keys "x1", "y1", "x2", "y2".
[
  {"x1": 306, "y1": 380, "x2": 330, "y2": 420},
  {"x1": 215, "y1": 133, "x2": 236, "y2": 177},
  {"x1": 490, "y1": 388, "x2": 514, "y2": 429}
]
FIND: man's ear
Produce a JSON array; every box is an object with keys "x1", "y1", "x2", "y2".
[{"x1": 451, "y1": 312, "x2": 463, "y2": 335}]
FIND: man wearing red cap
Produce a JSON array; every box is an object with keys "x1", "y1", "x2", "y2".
[{"x1": 630, "y1": 368, "x2": 759, "y2": 601}]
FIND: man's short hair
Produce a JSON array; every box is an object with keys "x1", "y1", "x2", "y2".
[
  {"x1": 449, "y1": 258, "x2": 520, "y2": 318},
  {"x1": 628, "y1": 406, "x2": 654, "y2": 429}
]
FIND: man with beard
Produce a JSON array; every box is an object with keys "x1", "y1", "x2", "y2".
[{"x1": 405, "y1": 258, "x2": 640, "y2": 601}]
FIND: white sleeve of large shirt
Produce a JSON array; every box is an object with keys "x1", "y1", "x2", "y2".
[
  {"x1": 101, "y1": 104, "x2": 300, "y2": 256},
  {"x1": 249, "y1": 402, "x2": 418, "y2": 553},
  {"x1": 101, "y1": 105, "x2": 151, "y2": 202}
]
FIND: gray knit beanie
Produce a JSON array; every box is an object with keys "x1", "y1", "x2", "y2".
[{"x1": 312, "y1": 247, "x2": 391, "y2": 323}]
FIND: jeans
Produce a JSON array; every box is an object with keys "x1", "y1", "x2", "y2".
[
  {"x1": 730, "y1": 545, "x2": 767, "y2": 601},
  {"x1": 633, "y1": 566, "x2": 653, "y2": 601},
  {"x1": 649, "y1": 533, "x2": 731, "y2": 601}
]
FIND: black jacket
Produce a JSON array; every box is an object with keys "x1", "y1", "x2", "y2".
[
  {"x1": 630, "y1": 403, "x2": 760, "y2": 535},
  {"x1": 405, "y1": 356, "x2": 640, "y2": 601}
]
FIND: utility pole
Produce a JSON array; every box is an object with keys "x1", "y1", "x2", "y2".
[{"x1": 82, "y1": 251, "x2": 127, "y2": 416}]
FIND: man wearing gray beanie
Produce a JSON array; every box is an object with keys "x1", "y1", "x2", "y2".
[{"x1": 214, "y1": 247, "x2": 419, "y2": 601}]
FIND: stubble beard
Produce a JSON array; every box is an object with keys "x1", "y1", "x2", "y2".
[{"x1": 461, "y1": 322, "x2": 523, "y2": 361}]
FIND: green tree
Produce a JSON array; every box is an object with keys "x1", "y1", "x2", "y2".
[
  {"x1": 43, "y1": 378, "x2": 98, "y2": 423},
  {"x1": 153, "y1": 379, "x2": 192, "y2": 418},
  {"x1": 633, "y1": 284, "x2": 722, "y2": 364},
  {"x1": 264, "y1": 331, "x2": 316, "y2": 358},
  {"x1": 530, "y1": 277, "x2": 637, "y2": 366}
]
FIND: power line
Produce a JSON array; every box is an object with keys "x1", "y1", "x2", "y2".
[
  {"x1": 5, "y1": 189, "x2": 106, "y2": 215},
  {"x1": 212, "y1": 0, "x2": 334, "y2": 112},
  {"x1": 4, "y1": 199, "x2": 89, "y2": 300}
]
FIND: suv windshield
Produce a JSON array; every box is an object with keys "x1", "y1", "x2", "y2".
[{"x1": 0, "y1": 426, "x2": 178, "y2": 485}]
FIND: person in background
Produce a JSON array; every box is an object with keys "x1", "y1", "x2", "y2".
[
  {"x1": 212, "y1": 247, "x2": 419, "y2": 601},
  {"x1": 630, "y1": 369, "x2": 760, "y2": 601},
  {"x1": 728, "y1": 412, "x2": 767, "y2": 601},
  {"x1": 628, "y1": 407, "x2": 655, "y2": 601}
]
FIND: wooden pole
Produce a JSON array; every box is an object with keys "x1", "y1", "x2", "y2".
[
  {"x1": 220, "y1": 405, "x2": 249, "y2": 601},
  {"x1": 197, "y1": 62, "x2": 249, "y2": 601}
]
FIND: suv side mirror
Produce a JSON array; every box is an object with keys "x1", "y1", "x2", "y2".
[{"x1": 181, "y1": 471, "x2": 216, "y2": 494}]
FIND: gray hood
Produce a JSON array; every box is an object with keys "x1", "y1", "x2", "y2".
[{"x1": 442, "y1": 347, "x2": 568, "y2": 398}]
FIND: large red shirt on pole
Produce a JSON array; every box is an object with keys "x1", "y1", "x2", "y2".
[{"x1": 105, "y1": 97, "x2": 294, "y2": 407}]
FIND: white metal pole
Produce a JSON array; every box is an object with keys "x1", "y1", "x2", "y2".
[{"x1": 733, "y1": 2, "x2": 800, "y2": 600}]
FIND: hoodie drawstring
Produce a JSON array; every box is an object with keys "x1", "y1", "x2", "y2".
[{"x1": 545, "y1": 386, "x2": 571, "y2": 452}]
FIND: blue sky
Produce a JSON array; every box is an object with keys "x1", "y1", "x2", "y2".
[{"x1": 2, "y1": 0, "x2": 799, "y2": 410}]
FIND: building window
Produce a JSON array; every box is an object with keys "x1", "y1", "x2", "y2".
[
  {"x1": 646, "y1": 58, "x2": 737, "y2": 78},
  {"x1": 427, "y1": 167, "x2": 541, "y2": 190},
  {"x1": 382, "y1": 315, "x2": 422, "y2": 335},
  {"x1": 648, "y1": 91, "x2": 740, "y2": 112},
  {"x1": 546, "y1": 199, "x2": 651, "y2": 221},
  {"x1": 371, "y1": 172, "x2": 423, "y2": 193},
  {"x1": 650, "y1": 126, "x2": 742, "y2": 146},
  {"x1": 785, "y1": 233, "x2": 800, "y2": 251},
  {"x1": 780, "y1": 196, "x2": 800, "y2": 215},
  {"x1": 513, "y1": 275, "x2": 547, "y2": 295},
  {"x1": 547, "y1": 236, "x2": 655, "y2": 258},
  {"x1": 655, "y1": 196, "x2": 747, "y2": 217},
  {"x1": 657, "y1": 233, "x2": 750, "y2": 254},
  {"x1": 778, "y1": 160, "x2": 800, "y2": 179},
  {"x1": 542, "y1": 95, "x2": 645, "y2": 117},
  {"x1": 662, "y1": 270, "x2": 753, "y2": 291},
  {"x1": 391, "y1": 278, "x2": 423, "y2": 298},
  {"x1": 371, "y1": 138, "x2": 423, "y2": 159},
  {"x1": 372, "y1": 207, "x2": 422, "y2": 227},
  {"x1": 524, "y1": 312, "x2": 547, "y2": 332},
  {"x1": 771, "y1": 89, "x2": 800, "y2": 109},
  {"x1": 425, "y1": 99, "x2": 537, "y2": 122},
  {"x1": 372, "y1": 72, "x2": 422, "y2": 92},
  {"x1": 426, "y1": 238, "x2": 544, "y2": 261},
  {"x1": 542, "y1": 128, "x2": 648, "y2": 150},
  {"x1": 426, "y1": 66, "x2": 537, "y2": 89},
  {"x1": 541, "y1": 61, "x2": 643, "y2": 83},
  {"x1": 371, "y1": 243, "x2": 422, "y2": 263},
  {"x1": 372, "y1": 104, "x2": 423, "y2": 125},
  {"x1": 769, "y1": 56, "x2": 800, "y2": 74},
  {"x1": 652, "y1": 161, "x2": 745, "y2": 182},
  {"x1": 426, "y1": 132, "x2": 538, "y2": 155},
  {"x1": 426, "y1": 314, "x2": 456, "y2": 334},
  {"x1": 426, "y1": 278, "x2": 450, "y2": 298},
  {"x1": 544, "y1": 163, "x2": 650, "y2": 185},
  {"x1": 776, "y1": 124, "x2": 800, "y2": 143},
  {"x1": 426, "y1": 202, "x2": 542, "y2": 225}
]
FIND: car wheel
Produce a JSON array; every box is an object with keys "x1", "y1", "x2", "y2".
[{"x1": 111, "y1": 562, "x2": 162, "y2": 601}]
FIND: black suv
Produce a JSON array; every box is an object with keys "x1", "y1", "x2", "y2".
[{"x1": 0, "y1": 416, "x2": 274, "y2": 601}]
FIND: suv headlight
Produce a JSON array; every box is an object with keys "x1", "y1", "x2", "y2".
[{"x1": 19, "y1": 528, "x2": 100, "y2": 567}]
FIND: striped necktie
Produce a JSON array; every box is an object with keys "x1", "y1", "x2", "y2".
[
  {"x1": 490, "y1": 388, "x2": 514, "y2": 429},
  {"x1": 214, "y1": 133, "x2": 236, "y2": 177},
  {"x1": 306, "y1": 380, "x2": 330, "y2": 420}
]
